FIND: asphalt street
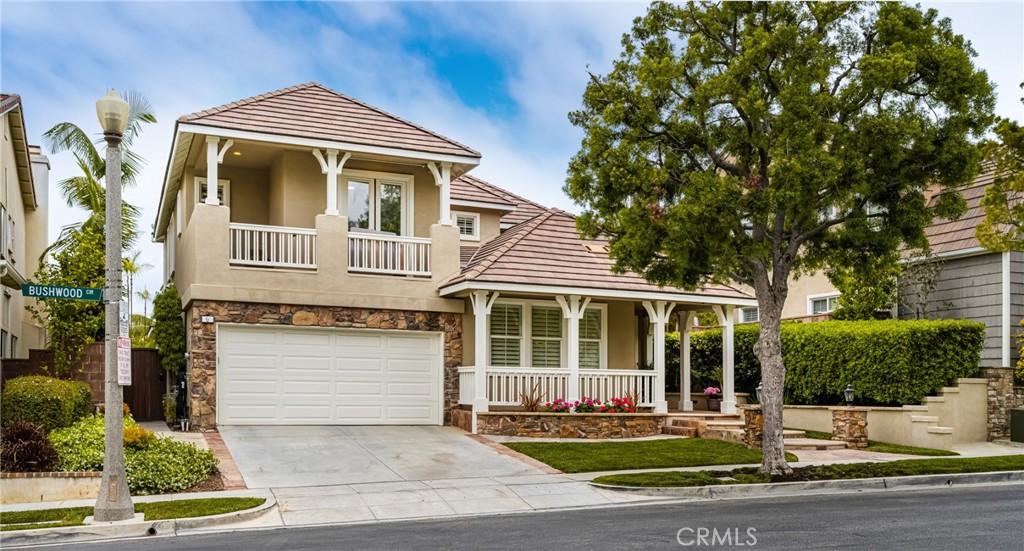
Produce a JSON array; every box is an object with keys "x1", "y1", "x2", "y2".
[{"x1": 10, "y1": 484, "x2": 1024, "y2": 551}]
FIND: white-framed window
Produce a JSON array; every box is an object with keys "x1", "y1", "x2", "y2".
[
  {"x1": 454, "y1": 211, "x2": 480, "y2": 241},
  {"x1": 808, "y1": 292, "x2": 840, "y2": 315},
  {"x1": 175, "y1": 187, "x2": 184, "y2": 236},
  {"x1": 165, "y1": 215, "x2": 176, "y2": 280},
  {"x1": 740, "y1": 307, "x2": 760, "y2": 323},
  {"x1": 487, "y1": 299, "x2": 607, "y2": 369},
  {"x1": 1, "y1": 292, "x2": 10, "y2": 359},
  {"x1": 194, "y1": 177, "x2": 230, "y2": 207},
  {"x1": 0, "y1": 204, "x2": 6, "y2": 261},
  {"x1": 342, "y1": 169, "x2": 414, "y2": 236}
]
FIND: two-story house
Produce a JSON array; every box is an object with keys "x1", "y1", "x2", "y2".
[
  {"x1": 0, "y1": 94, "x2": 50, "y2": 358},
  {"x1": 154, "y1": 83, "x2": 755, "y2": 432}
]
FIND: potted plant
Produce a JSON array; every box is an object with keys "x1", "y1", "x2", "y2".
[{"x1": 703, "y1": 386, "x2": 722, "y2": 412}]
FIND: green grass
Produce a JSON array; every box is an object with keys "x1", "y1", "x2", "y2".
[
  {"x1": 504, "y1": 438, "x2": 798, "y2": 473},
  {"x1": 0, "y1": 498, "x2": 265, "y2": 532},
  {"x1": 786, "y1": 427, "x2": 958, "y2": 456},
  {"x1": 593, "y1": 454, "x2": 1024, "y2": 487}
]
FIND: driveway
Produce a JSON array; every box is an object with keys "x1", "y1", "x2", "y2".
[{"x1": 218, "y1": 426, "x2": 542, "y2": 488}]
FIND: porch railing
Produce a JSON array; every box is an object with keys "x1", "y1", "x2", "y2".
[
  {"x1": 458, "y1": 367, "x2": 656, "y2": 408},
  {"x1": 229, "y1": 223, "x2": 317, "y2": 269},
  {"x1": 348, "y1": 233, "x2": 431, "y2": 277}
]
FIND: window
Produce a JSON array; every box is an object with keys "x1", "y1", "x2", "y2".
[
  {"x1": 342, "y1": 171, "x2": 412, "y2": 235},
  {"x1": 8, "y1": 335, "x2": 15, "y2": 358},
  {"x1": 6, "y1": 215, "x2": 13, "y2": 262},
  {"x1": 194, "y1": 177, "x2": 230, "y2": 206},
  {"x1": 531, "y1": 306, "x2": 563, "y2": 367},
  {"x1": 579, "y1": 309, "x2": 602, "y2": 369},
  {"x1": 454, "y1": 212, "x2": 480, "y2": 241},
  {"x1": 0, "y1": 330, "x2": 6, "y2": 358},
  {"x1": 1, "y1": 293, "x2": 8, "y2": 359},
  {"x1": 741, "y1": 307, "x2": 760, "y2": 323},
  {"x1": 489, "y1": 304, "x2": 522, "y2": 366},
  {"x1": 0, "y1": 204, "x2": 6, "y2": 260},
  {"x1": 809, "y1": 293, "x2": 840, "y2": 315}
]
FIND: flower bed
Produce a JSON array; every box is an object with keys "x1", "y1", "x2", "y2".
[{"x1": 476, "y1": 412, "x2": 666, "y2": 439}]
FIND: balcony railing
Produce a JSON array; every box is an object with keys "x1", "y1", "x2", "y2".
[
  {"x1": 458, "y1": 367, "x2": 656, "y2": 407},
  {"x1": 348, "y1": 233, "x2": 431, "y2": 277},
  {"x1": 229, "y1": 223, "x2": 317, "y2": 270}
]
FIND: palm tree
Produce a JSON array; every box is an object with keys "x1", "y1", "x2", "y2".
[
  {"x1": 42, "y1": 91, "x2": 156, "y2": 258},
  {"x1": 135, "y1": 287, "x2": 153, "y2": 320},
  {"x1": 122, "y1": 250, "x2": 153, "y2": 320}
]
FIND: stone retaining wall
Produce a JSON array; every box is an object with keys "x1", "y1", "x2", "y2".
[
  {"x1": 475, "y1": 412, "x2": 665, "y2": 439},
  {"x1": 981, "y1": 367, "x2": 1016, "y2": 441},
  {"x1": 187, "y1": 300, "x2": 462, "y2": 429}
]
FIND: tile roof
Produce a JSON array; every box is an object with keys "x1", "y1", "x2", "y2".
[
  {"x1": 0, "y1": 94, "x2": 21, "y2": 113},
  {"x1": 924, "y1": 162, "x2": 999, "y2": 254},
  {"x1": 442, "y1": 209, "x2": 751, "y2": 301},
  {"x1": 180, "y1": 82, "x2": 480, "y2": 158},
  {"x1": 452, "y1": 174, "x2": 548, "y2": 226},
  {"x1": 460, "y1": 245, "x2": 479, "y2": 267}
]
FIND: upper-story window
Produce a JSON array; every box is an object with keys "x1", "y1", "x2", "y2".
[
  {"x1": 809, "y1": 293, "x2": 840, "y2": 315},
  {"x1": 195, "y1": 177, "x2": 230, "y2": 207},
  {"x1": 0, "y1": 204, "x2": 12, "y2": 264},
  {"x1": 454, "y1": 212, "x2": 480, "y2": 241},
  {"x1": 344, "y1": 170, "x2": 412, "y2": 236}
]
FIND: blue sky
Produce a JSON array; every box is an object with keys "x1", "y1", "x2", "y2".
[{"x1": 2, "y1": 1, "x2": 1022, "y2": 313}]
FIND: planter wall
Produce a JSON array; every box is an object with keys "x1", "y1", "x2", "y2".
[
  {"x1": 475, "y1": 412, "x2": 666, "y2": 439},
  {"x1": 1, "y1": 472, "x2": 101, "y2": 504}
]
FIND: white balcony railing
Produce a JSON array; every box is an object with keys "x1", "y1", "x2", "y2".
[
  {"x1": 229, "y1": 223, "x2": 317, "y2": 269},
  {"x1": 459, "y1": 367, "x2": 655, "y2": 407},
  {"x1": 348, "y1": 233, "x2": 431, "y2": 277}
]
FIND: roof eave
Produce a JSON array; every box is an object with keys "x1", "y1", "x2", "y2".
[{"x1": 438, "y1": 280, "x2": 757, "y2": 308}]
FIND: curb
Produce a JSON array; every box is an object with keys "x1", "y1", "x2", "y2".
[
  {"x1": 589, "y1": 470, "x2": 1024, "y2": 498},
  {"x1": 1, "y1": 491, "x2": 277, "y2": 547}
]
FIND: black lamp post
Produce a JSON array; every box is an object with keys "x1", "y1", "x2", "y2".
[{"x1": 843, "y1": 384, "x2": 855, "y2": 406}]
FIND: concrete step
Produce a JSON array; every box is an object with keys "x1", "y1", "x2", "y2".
[
  {"x1": 927, "y1": 426, "x2": 954, "y2": 435},
  {"x1": 662, "y1": 426, "x2": 698, "y2": 437},
  {"x1": 902, "y1": 405, "x2": 929, "y2": 412},
  {"x1": 921, "y1": 396, "x2": 946, "y2": 404},
  {"x1": 939, "y1": 387, "x2": 960, "y2": 395},
  {"x1": 666, "y1": 413, "x2": 742, "y2": 421},
  {"x1": 705, "y1": 420, "x2": 746, "y2": 429},
  {"x1": 782, "y1": 429, "x2": 806, "y2": 438},
  {"x1": 911, "y1": 415, "x2": 940, "y2": 424},
  {"x1": 785, "y1": 438, "x2": 848, "y2": 451}
]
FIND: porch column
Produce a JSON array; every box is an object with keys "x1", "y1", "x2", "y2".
[
  {"x1": 712, "y1": 305, "x2": 737, "y2": 414},
  {"x1": 469, "y1": 290, "x2": 499, "y2": 432},
  {"x1": 677, "y1": 310, "x2": 695, "y2": 411},
  {"x1": 313, "y1": 149, "x2": 351, "y2": 216},
  {"x1": 642, "y1": 300, "x2": 675, "y2": 414},
  {"x1": 427, "y1": 161, "x2": 453, "y2": 226},
  {"x1": 204, "y1": 136, "x2": 233, "y2": 206},
  {"x1": 556, "y1": 295, "x2": 591, "y2": 404}
]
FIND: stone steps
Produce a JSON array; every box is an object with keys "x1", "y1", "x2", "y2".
[{"x1": 662, "y1": 425, "x2": 698, "y2": 437}]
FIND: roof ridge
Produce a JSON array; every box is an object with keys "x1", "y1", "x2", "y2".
[
  {"x1": 179, "y1": 82, "x2": 319, "y2": 122},
  {"x1": 313, "y1": 84, "x2": 481, "y2": 157},
  {"x1": 460, "y1": 210, "x2": 555, "y2": 281}
]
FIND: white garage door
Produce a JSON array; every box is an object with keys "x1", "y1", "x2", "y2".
[{"x1": 217, "y1": 325, "x2": 442, "y2": 425}]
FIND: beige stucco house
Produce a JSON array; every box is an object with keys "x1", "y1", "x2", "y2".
[
  {"x1": 0, "y1": 94, "x2": 50, "y2": 358},
  {"x1": 154, "y1": 83, "x2": 755, "y2": 431}
]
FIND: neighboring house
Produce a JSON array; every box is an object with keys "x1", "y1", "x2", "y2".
[
  {"x1": 0, "y1": 94, "x2": 50, "y2": 358},
  {"x1": 153, "y1": 83, "x2": 755, "y2": 431},
  {"x1": 733, "y1": 270, "x2": 840, "y2": 324},
  {"x1": 898, "y1": 164, "x2": 1024, "y2": 368}
]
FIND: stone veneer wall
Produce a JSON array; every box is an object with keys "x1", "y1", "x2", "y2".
[
  {"x1": 831, "y1": 408, "x2": 869, "y2": 448},
  {"x1": 187, "y1": 300, "x2": 462, "y2": 429},
  {"x1": 475, "y1": 412, "x2": 665, "y2": 439},
  {"x1": 981, "y1": 367, "x2": 1016, "y2": 441}
]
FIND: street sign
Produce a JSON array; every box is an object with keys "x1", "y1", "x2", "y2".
[
  {"x1": 22, "y1": 284, "x2": 102, "y2": 302},
  {"x1": 117, "y1": 336, "x2": 132, "y2": 386},
  {"x1": 119, "y1": 300, "x2": 130, "y2": 338}
]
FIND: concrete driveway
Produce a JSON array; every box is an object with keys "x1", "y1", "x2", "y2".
[{"x1": 218, "y1": 426, "x2": 542, "y2": 489}]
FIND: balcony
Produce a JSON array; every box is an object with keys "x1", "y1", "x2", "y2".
[{"x1": 348, "y1": 232, "x2": 431, "y2": 277}]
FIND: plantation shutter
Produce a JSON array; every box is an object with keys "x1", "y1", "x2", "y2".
[
  {"x1": 531, "y1": 306, "x2": 562, "y2": 368},
  {"x1": 489, "y1": 304, "x2": 522, "y2": 366},
  {"x1": 579, "y1": 309, "x2": 602, "y2": 369}
]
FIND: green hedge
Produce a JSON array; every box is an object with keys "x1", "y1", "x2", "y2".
[
  {"x1": 1, "y1": 376, "x2": 92, "y2": 431},
  {"x1": 681, "y1": 319, "x2": 985, "y2": 406}
]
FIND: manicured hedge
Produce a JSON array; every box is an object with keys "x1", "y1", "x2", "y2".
[
  {"x1": 681, "y1": 319, "x2": 985, "y2": 406},
  {"x1": 0, "y1": 376, "x2": 92, "y2": 431}
]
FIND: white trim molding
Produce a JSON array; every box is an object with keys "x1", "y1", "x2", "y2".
[
  {"x1": 453, "y1": 211, "x2": 481, "y2": 241},
  {"x1": 440, "y1": 280, "x2": 757, "y2": 308},
  {"x1": 806, "y1": 291, "x2": 841, "y2": 316},
  {"x1": 450, "y1": 199, "x2": 516, "y2": 212},
  {"x1": 313, "y1": 148, "x2": 352, "y2": 216},
  {"x1": 1002, "y1": 251, "x2": 1012, "y2": 367}
]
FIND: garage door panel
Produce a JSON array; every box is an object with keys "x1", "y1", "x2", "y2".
[{"x1": 219, "y1": 326, "x2": 441, "y2": 426}]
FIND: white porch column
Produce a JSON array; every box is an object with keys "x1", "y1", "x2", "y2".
[
  {"x1": 556, "y1": 295, "x2": 591, "y2": 404},
  {"x1": 677, "y1": 310, "x2": 695, "y2": 411},
  {"x1": 204, "y1": 136, "x2": 233, "y2": 206},
  {"x1": 712, "y1": 305, "x2": 737, "y2": 414},
  {"x1": 642, "y1": 300, "x2": 676, "y2": 413},
  {"x1": 427, "y1": 161, "x2": 453, "y2": 226},
  {"x1": 469, "y1": 290, "x2": 499, "y2": 432},
  {"x1": 313, "y1": 149, "x2": 351, "y2": 216}
]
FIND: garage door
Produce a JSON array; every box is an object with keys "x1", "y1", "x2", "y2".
[{"x1": 217, "y1": 325, "x2": 442, "y2": 425}]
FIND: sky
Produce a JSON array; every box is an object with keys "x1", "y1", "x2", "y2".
[{"x1": 2, "y1": 1, "x2": 1023, "y2": 317}]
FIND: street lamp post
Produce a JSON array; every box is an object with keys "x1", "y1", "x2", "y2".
[{"x1": 93, "y1": 89, "x2": 135, "y2": 521}]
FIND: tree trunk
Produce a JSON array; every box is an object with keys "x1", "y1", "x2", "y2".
[{"x1": 751, "y1": 266, "x2": 793, "y2": 476}]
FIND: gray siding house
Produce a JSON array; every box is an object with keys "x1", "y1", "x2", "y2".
[{"x1": 898, "y1": 165, "x2": 1024, "y2": 368}]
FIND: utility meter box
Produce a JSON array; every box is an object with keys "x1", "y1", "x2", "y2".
[{"x1": 1011, "y1": 408, "x2": 1024, "y2": 443}]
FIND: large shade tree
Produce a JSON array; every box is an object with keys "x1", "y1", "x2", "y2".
[
  {"x1": 976, "y1": 89, "x2": 1024, "y2": 251},
  {"x1": 566, "y1": 1, "x2": 994, "y2": 474}
]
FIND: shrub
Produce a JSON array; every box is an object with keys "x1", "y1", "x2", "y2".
[
  {"x1": 163, "y1": 393, "x2": 178, "y2": 424},
  {"x1": 0, "y1": 376, "x2": 92, "y2": 431},
  {"x1": 0, "y1": 422, "x2": 58, "y2": 472},
  {"x1": 687, "y1": 319, "x2": 985, "y2": 406},
  {"x1": 49, "y1": 414, "x2": 217, "y2": 494}
]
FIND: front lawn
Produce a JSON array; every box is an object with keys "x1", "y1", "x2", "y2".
[
  {"x1": 787, "y1": 427, "x2": 958, "y2": 457},
  {"x1": 0, "y1": 497, "x2": 265, "y2": 532},
  {"x1": 593, "y1": 454, "x2": 1024, "y2": 487},
  {"x1": 504, "y1": 438, "x2": 798, "y2": 473}
]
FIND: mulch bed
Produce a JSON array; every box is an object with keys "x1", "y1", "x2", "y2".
[{"x1": 180, "y1": 468, "x2": 226, "y2": 493}]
